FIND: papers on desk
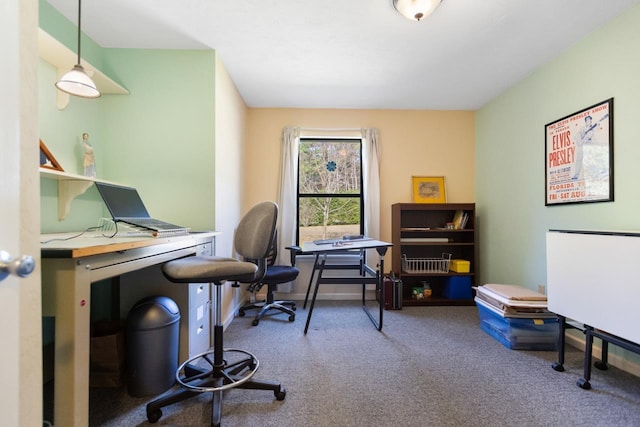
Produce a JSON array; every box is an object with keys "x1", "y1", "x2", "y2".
[
  {"x1": 301, "y1": 238, "x2": 391, "y2": 254},
  {"x1": 313, "y1": 235, "x2": 373, "y2": 245}
]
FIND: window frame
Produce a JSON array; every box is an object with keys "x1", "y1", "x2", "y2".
[{"x1": 296, "y1": 137, "x2": 365, "y2": 247}]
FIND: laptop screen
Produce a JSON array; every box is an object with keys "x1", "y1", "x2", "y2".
[{"x1": 95, "y1": 182, "x2": 151, "y2": 220}]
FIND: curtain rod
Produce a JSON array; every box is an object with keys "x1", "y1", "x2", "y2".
[{"x1": 300, "y1": 127, "x2": 363, "y2": 132}]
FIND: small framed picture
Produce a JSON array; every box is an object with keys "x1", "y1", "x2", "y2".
[
  {"x1": 412, "y1": 176, "x2": 446, "y2": 203},
  {"x1": 39, "y1": 139, "x2": 64, "y2": 172}
]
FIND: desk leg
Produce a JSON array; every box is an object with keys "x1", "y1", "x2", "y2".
[
  {"x1": 304, "y1": 255, "x2": 326, "y2": 335},
  {"x1": 552, "y1": 315, "x2": 566, "y2": 372},
  {"x1": 578, "y1": 325, "x2": 594, "y2": 390},
  {"x1": 595, "y1": 340, "x2": 609, "y2": 371},
  {"x1": 377, "y1": 254, "x2": 384, "y2": 330},
  {"x1": 42, "y1": 259, "x2": 92, "y2": 427},
  {"x1": 303, "y1": 253, "x2": 320, "y2": 309},
  {"x1": 361, "y1": 249, "x2": 386, "y2": 332}
]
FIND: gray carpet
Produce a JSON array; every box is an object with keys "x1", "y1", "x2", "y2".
[{"x1": 89, "y1": 301, "x2": 640, "y2": 426}]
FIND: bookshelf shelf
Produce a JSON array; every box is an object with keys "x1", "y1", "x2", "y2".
[{"x1": 391, "y1": 203, "x2": 477, "y2": 306}]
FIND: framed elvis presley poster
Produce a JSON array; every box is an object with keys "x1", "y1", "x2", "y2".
[{"x1": 545, "y1": 98, "x2": 613, "y2": 206}]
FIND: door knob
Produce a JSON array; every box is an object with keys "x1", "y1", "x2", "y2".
[{"x1": 0, "y1": 250, "x2": 35, "y2": 282}]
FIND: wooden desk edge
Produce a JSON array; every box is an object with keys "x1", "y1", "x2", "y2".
[{"x1": 41, "y1": 231, "x2": 220, "y2": 258}]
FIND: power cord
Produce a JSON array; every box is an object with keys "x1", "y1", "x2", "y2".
[{"x1": 40, "y1": 225, "x2": 103, "y2": 244}]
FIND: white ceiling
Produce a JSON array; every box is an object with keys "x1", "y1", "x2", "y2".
[{"x1": 47, "y1": 0, "x2": 639, "y2": 110}]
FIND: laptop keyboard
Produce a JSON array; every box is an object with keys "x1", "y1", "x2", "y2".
[{"x1": 124, "y1": 219, "x2": 187, "y2": 231}]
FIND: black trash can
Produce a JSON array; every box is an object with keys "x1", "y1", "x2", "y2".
[{"x1": 126, "y1": 295, "x2": 180, "y2": 397}]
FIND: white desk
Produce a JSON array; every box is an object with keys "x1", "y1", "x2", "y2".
[
  {"x1": 41, "y1": 231, "x2": 218, "y2": 427},
  {"x1": 301, "y1": 239, "x2": 392, "y2": 334}
]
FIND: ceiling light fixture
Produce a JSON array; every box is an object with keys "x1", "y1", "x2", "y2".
[
  {"x1": 55, "y1": 0, "x2": 101, "y2": 98},
  {"x1": 393, "y1": 0, "x2": 442, "y2": 22}
]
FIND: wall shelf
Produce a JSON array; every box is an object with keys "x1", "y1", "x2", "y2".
[
  {"x1": 40, "y1": 169, "x2": 118, "y2": 220},
  {"x1": 38, "y1": 28, "x2": 129, "y2": 109}
]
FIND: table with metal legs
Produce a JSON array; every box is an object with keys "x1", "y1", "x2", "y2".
[{"x1": 300, "y1": 239, "x2": 392, "y2": 334}]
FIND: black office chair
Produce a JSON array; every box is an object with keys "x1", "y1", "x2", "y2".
[
  {"x1": 145, "y1": 201, "x2": 286, "y2": 427},
  {"x1": 238, "y1": 231, "x2": 300, "y2": 326}
]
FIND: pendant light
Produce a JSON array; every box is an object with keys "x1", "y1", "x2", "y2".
[
  {"x1": 393, "y1": 0, "x2": 442, "y2": 22},
  {"x1": 55, "y1": 0, "x2": 101, "y2": 98}
]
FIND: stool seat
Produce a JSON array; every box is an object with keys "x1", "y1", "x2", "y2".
[{"x1": 163, "y1": 256, "x2": 258, "y2": 284}]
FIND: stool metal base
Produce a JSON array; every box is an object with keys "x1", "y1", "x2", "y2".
[{"x1": 146, "y1": 327, "x2": 286, "y2": 427}]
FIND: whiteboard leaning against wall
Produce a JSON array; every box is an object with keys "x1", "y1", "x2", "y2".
[{"x1": 546, "y1": 230, "x2": 640, "y2": 345}]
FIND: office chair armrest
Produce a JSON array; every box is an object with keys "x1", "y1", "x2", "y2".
[{"x1": 285, "y1": 245, "x2": 302, "y2": 266}]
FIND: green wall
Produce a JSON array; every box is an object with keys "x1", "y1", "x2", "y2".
[
  {"x1": 476, "y1": 5, "x2": 640, "y2": 366},
  {"x1": 39, "y1": 4, "x2": 216, "y2": 233},
  {"x1": 476, "y1": 3, "x2": 640, "y2": 290},
  {"x1": 100, "y1": 48, "x2": 216, "y2": 231}
]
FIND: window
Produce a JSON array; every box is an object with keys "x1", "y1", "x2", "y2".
[{"x1": 297, "y1": 138, "x2": 363, "y2": 244}]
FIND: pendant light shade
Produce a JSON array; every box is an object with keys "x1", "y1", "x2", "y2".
[
  {"x1": 55, "y1": 64, "x2": 100, "y2": 98},
  {"x1": 393, "y1": 0, "x2": 442, "y2": 21},
  {"x1": 55, "y1": 0, "x2": 101, "y2": 98}
]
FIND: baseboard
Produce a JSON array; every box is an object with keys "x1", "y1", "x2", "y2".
[
  {"x1": 565, "y1": 332, "x2": 640, "y2": 377},
  {"x1": 229, "y1": 291, "x2": 377, "y2": 326},
  {"x1": 273, "y1": 291, "x2": 378, "y2": 301}
]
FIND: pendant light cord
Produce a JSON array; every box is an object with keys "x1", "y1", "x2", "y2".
[{"x1": 76, "y1": 0, "x2": 82, "y2": 65}]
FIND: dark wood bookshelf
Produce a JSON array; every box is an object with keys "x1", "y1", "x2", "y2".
[{"x1": 391, "y1": 203, "x2": 477, "y2": 306}]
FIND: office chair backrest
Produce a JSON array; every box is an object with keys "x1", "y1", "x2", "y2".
[
  {"x1": 265, "y1": 230, "x2": 279, "y2": 267},
  {"x1": 234, "y1": 201, "x2": 278, "y2": 263}
]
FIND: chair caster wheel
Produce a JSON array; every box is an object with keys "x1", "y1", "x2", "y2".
[
  {"x1": 252, "y1": 319, "x2": 259, "y2": 326},
  {"x1": 292, "y1": 305, "x2": 297, "y2": 311},
  {"x1": 275, "y1": 386, "x2": 286, "y2": 401},
  {"x1": 577, "y1": 378, "x2": 591, "y2": 390},
  {"x1": 288, "y1": 314, "x2": 295, "y2": 322},
  {"x1": 238, "y1": 310, "x2": 245, "y2": 317},
  {"x1": 147, "y1": 408, "x2": 162, "y2": 423}
]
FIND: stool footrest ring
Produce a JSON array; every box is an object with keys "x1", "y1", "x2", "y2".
[{"x1": 175, "y1": 348, "x2": 260, "y2": 393}]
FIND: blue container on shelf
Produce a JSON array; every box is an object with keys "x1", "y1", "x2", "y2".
[{"x1": 442, "y1": 276, "x2": 473, "y2": 299}]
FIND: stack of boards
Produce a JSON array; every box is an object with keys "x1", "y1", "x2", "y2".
[{"x1": 475, "y1": 284, "x2": 559, "y2": 350}]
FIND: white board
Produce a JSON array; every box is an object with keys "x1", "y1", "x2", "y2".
[{"x1": 546, "y1": 230, "x2": 640, "y2": 344}]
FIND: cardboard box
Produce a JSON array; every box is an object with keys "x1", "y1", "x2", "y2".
[
  {"x1": 90, "y1": 321, "x2": 126, "y2": 387},
  {"x1": 450, "y1": 259, "x2": 470, "y2": 273}
]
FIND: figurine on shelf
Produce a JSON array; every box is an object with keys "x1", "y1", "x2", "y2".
[{"x1": 82, "y1": 132, "x2": 96, "y2": 178}]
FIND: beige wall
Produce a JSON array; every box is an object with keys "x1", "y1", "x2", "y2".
[
  {"x1": 244, "y1": 108, "x2": 475, "y2": 261},
  {"x1": 213, "y1": 53, "x2": 250, "y2": 324}
]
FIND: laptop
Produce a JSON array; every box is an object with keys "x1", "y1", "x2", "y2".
[{"x1": 95, "y1": 182, "x2": 189, "y2": 236}]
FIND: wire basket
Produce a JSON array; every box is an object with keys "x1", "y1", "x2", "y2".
[{"x1": 402, "y1": 253, "x2": 452, "y2": 273}]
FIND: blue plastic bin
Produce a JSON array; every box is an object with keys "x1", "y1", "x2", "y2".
[
  {"x1": 476, "y1": 299, "x2": 559, "y2": 350},
  {"x1": 442, "y1": 276, "x2": 473, "y2": 299}
]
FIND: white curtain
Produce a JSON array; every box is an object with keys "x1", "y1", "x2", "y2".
[
  {"x1": 362, "y1": 128, "x2": 382, "y2": 268},
  {"x1": 362, "y1": 128, "x2": 381, "y2": 240},
  {"x1": 276, "y1": 127, "x2": 300, "y2": 265}
]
